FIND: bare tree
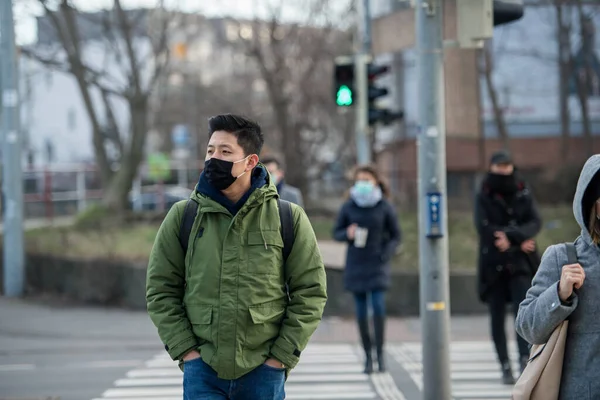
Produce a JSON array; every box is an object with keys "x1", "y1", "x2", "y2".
[
  {"x1": 481, "y1": 44, "x2": 511, "y2": 151},
  {"x1": 23, "y1": 1, "x2": 173, "y2": 211},
  {"x1": 556, "y1": 0, "x2": 573, "y2": 160},
  {"x1": 574, "y1": 0, "x2": 594, "y2": 156},
  {"x1": 237, "y1": 0, "x2": 355, "y2": 194},
  {"x1": 153, "y1": 74, "x2": 258, "y2": 159},
  {"x1": 527, "y1": 0, "x2": 598, "y2": 159}
]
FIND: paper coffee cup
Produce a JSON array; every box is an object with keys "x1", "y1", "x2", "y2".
[{"x1": 354, "y1": 227, "x2": 369, "y2": 248}]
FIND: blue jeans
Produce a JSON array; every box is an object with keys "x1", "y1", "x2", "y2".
[
  {"x1": 183, "y1": 358, "x2": 286, "y2": 400},
  {"x1": 354, "y1": 290, "x2": 386, "y2": 320}
]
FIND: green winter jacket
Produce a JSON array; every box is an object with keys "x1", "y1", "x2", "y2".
[{"x1": 146, "y1": 174, "x2": 327, "y2": 380}]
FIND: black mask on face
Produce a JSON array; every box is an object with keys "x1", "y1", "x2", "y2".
[
  {"x1": 204, "y1": 156, "x2": 248, "y2": 191},
  {"x1": 487, "y1": 172, "x2": 518, "y2": 195}
]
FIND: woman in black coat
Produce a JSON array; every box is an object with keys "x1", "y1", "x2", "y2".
[{"x1": 332, "y1": 165, "x2": 402, "y2": 374}]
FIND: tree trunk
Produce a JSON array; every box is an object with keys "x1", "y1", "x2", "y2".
[
  {"x1": 483, "y1": 47, "x2": 510, "y2": 150},
  {"x1": 575, "y1": 0, "x2": 593, "y2": 156},
  {"x1": 557, "y1": 2, "x2": 572, "y2": 161},
  {"x1": 101, "y1": 97, "x2": 148, "y2": 211}
]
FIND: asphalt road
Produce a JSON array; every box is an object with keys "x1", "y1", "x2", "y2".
[
  {"x1": 0, "y1": 296, "x2": 494, "y2": 400},
  {"x1": 0, "y1": 297, "x2": 160, "y2": 400}
]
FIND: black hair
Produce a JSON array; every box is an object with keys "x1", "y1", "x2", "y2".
[
  {"x1": 261, "y1": 156, "x2": 281, "y2": 168},
  {"x1": 208, "y1": 114, "x2": 264, "y2": 156}
]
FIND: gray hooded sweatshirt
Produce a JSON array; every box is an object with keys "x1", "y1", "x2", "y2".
[{"x1": 516, "y1": 154, "x2": 600, "y2": 399}]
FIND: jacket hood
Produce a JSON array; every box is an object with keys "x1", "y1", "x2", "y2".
[
  {"x1": 573, "y1": 155, "x2": 600, "y2": 242},
  {"x1": 194, "y1": 163, "x2": 277, "y2": 214},
  {"x1": 192, "y1": 163, "x2": 279, "y2": 250}
]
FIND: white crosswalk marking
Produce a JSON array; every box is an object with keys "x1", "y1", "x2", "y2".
[
  {"x1": 390, "y1": 341, "x2": 520, "y2": 400},
  {"x1": 92, "y1": 343, "x2": 407, "y2": 400}
]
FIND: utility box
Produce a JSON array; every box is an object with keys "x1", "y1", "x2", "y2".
[{"x1": 456, "y1": 0, "x2": 493, "y2": 49}]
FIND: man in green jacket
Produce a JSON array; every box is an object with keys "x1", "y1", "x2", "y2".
[{"x1": 146, "y1": 114, "x2": 327, "y2": 399}]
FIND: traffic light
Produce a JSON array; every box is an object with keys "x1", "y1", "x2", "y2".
[
  {"x1": 334, "y1": 62, "x2": 355, "y2": 107},
  {"x1": 367, "y1": 63, "x2": 404, "y2": 126},
  {"x1": 493, "y1": 0, "x2": 523, "y2": 26}
]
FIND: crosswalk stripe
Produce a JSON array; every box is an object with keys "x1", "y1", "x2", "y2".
[
  {"x1": 371, "y1": 371, "x2": 407, "y2": 400},
  {"x1": 286, "y1": 394, "x2": 377, "y2": 400},
  {"x1": 95, "y1": 343, "x2": 407, "y2": 400},
  {"x1": 401, "y1": 362, "x2": 520, "y2": 372},
  {"x1": 390, "y1": 342, "x2": 518, "y2": 400},
  {"x1": 92, "y1": 398, "x2": 180, "y2": 400}
]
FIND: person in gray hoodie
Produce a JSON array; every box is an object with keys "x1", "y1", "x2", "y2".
[{"x1": 516, "y1": 154, "x2": 600, "y2": 399}]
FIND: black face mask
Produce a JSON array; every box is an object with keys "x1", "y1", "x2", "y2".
[
  {"x1": 487, "y1": 172, "x2": 518, "y2": 195},
  {"x1": 204, "y1": 157, "x2": 247, "y2": 190}
]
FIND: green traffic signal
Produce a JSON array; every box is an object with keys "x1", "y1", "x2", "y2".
[{"x1": 336, "y1": 85, "x2": 353, "y2": 106}]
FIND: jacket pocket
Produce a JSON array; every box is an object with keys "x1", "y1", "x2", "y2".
[
  {"x1": 245, "y1": 303, "x2": 285, "y2": 350},
  {"x1": 186, "y1": 305, "x2": 213, "y2": 345},
  {"x1": 246, "y1": 230, "x2": 284, "y2": 275}
]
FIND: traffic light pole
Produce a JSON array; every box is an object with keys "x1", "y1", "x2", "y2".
[
  {"x1": 355, "y1": 55, "x2": 370, "y2": 164},
  {"x1": 0, "y1": 0, "x2": 25, "y2": 297},
  {"x1": 415, "y1": 0, "x2": 452, "y2": 399},
  {"x1": 355, "y1": 0, "x2": 372, "y2": 165}
]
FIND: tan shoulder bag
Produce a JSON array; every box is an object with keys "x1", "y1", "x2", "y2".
[{"x1": 512, "y1": 242, "x2": 576, "y2": 400}]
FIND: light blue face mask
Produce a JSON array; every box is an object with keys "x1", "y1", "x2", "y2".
[
  {"x1": 351, "y1": 180, "x2": 382, "y2": 208},
  {"x1": 354, "y1": 181, "x2": 375, "y2": 195}
]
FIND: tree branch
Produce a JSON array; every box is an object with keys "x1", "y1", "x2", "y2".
[{"x1": 114, "y1": 0, "x2": 142, "y2": 96}]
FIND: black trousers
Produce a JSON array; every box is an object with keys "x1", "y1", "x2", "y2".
[{"x1": 487, "y1": 273, "x2": 531, "y2": 363}]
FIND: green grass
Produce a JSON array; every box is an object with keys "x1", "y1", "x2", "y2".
[
  {"x1": 26, "y1": 223, "x2": 160, "y2": 262},
  {"x1": 26, "y1": 205, "x2": 581, "y2": 271}
]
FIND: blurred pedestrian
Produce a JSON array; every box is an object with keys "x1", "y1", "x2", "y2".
[
  {"x1": 516, "y1": 154, "x2": 600, "y2": 399},
  {"x1": 146, "y1": 114, "x2": 327, "y2": 399},
  {"x1": 332, "y1": 165, "x2": 401, "y2": 373},
  {"x1": 474, "y1": 150, "x2": 542, "y2": 384},
  {"x1": 262, "y1": 156, "x2": 304, "y2": 208}
]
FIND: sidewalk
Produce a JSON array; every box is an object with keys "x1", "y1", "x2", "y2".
[{"x1": 312, "y1": 314, "x2": 499, "y2": 343}]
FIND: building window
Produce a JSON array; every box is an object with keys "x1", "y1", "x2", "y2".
[
  {"x1": 226, "y1": 22, "x2": 239, "y2": 42},
  {"x1": 239, "y1": 24, "x2": 253, "y2": 40}
]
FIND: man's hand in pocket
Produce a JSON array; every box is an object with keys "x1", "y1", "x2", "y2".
[
  {"x1": 264, "y1": 358, "x2": 285, "y2": 369},
  {"x1": 183, "y1": 350, "x2": 201, "y2": 362}
]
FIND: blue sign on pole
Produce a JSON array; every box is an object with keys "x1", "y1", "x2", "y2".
[
  {"x1": 172, "y1": 124, "x2": 190, "y2": 147},
  {"x1": 425, "y1": 192, "x2": 443, "y2": 238}
]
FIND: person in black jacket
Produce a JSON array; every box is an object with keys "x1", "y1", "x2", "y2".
[
  {"x1": 332, "y1": 165, "x2": 402, "y2": 374},
  {"x1": 474, "y1": 150, "x2": 542, "y2": 385}
]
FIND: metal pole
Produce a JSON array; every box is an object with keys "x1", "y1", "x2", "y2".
[
  {"x1": 355, "y1": 0, "x2": 372, "y2": 165},
  {"x1": 415, "y1": 0, "x2": 451, "y2": 399},
  {"x1": 1, "y1": 0, "x2": 25, "y2": 297}
]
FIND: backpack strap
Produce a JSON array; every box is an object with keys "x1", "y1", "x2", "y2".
[
  {"x1": 179, "y1": 199, "x2": 199, "y2": 256},
  {"x1": 565, "y1": 242, "x2": 578, "y2": 265},
  {"x1": 277, "y1": 198, "x2": 295, "y2": 264}
]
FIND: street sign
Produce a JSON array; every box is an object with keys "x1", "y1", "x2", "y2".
[
  {"x1": 425, "y1": 192, "x2": 444, "y2": 238},
  {"x1": 171, "y1": 124, "x2": 190, "y2": 147},
  {"x1": 148, "y1": 152, "x2": 171, "y2": 181}
]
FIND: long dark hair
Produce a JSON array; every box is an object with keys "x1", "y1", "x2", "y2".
[{"x1": 351, "y1": 164, "x2": 390, "y2": 199}]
